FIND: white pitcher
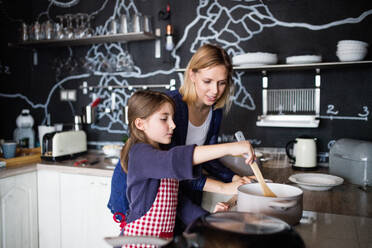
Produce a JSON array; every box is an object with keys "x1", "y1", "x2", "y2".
[{"x1": 286, "y1": 137, "x2": 317, "y2": 169}]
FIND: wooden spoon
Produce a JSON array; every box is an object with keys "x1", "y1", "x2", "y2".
[{"x1": 235, "y1": 131, "x2": 277, "y2": 197}]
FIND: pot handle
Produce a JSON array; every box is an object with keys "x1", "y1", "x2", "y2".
[
  {"x1": 268, "y1": 200, "x2": 298, "y2": 211},
  {"x1": 285, "y1": 140, "x2": 297, "y2": 162}
]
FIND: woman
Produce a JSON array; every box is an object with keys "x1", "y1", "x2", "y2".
[
  {"x1": 107, "y1": 44, "x2": 255, "y2": 231},
  {"x1": 167, "y1": 44, "x2": 255, "y2": 206}
]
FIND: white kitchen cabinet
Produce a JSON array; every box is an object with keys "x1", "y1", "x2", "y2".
[
  {"x1": 0, "y1": 172, "x2": 38, "y2": 248},
  {"x1": 38, "y1": 170, "x2": 118, "y2": 248}
]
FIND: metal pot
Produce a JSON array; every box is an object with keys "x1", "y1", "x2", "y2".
[{"x1": 237, "y1": 183, "x2": 303, "y2": 225}]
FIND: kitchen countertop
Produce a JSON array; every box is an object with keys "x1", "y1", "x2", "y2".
[
  {"x1": 261, "y1": 164, "x2": 372, "y2": 218},
  {"x1": 0, "y1": 150, "x2": 115, "y2": 179},
  {"x1": 1, "y1": 149, "x2": 371, "y2": 218},
  {"x1": 295, "y1": 210, "x2": 371, "y2": 248}
]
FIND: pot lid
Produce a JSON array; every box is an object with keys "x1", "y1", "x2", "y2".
[{"x1": 203, "y1": 212, "x2": 290, "y2": 235}]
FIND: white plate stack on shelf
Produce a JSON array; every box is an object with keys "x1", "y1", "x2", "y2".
[
  {"x1": 336, "y1": 40, "x2": 369, "y2": 62},
  {"x1": 232, "y1": 52, "x2": 278, "y2": 67},
  {"x1": 285, "y1": 54, "x2": 322, "y2": 64}
]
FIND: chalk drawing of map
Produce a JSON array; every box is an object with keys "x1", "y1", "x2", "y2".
[{"x1": 1, "y1": 0, "x2": 371, "y2": 137}]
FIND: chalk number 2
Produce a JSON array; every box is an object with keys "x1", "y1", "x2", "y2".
[{"x1": 326, "y1": 105, "x2": 339, "y2": 115}]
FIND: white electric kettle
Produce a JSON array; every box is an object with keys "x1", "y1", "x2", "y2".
[{"x1": 286, "y1": 137, "x2": 317, "y2": 170}]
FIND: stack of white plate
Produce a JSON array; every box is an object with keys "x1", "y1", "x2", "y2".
[
  {"x1": 232, "y1": 52, "x2": 278, "y2": 66},
  {"x1": 336, "y1": 40, "x2": 368, "y2": 62},
  {"x1": 286, "y1": 55, "x2": 322, "y2": 64}
]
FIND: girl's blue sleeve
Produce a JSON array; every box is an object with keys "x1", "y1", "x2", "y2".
[{"x1": 107, "y1": 160, "x2": 130, "y2": 217}]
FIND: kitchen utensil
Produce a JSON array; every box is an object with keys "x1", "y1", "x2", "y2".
[
  {"x1": 41, "y1": 130, "x2": 87, "y2": 161},
  {"x1": 235, "y1": 131, "x2": 276, "y2": 197},
  {"x1": 237, "y1": 183, "x2": 303, "y2": 226},
  {"x1": 90, "y1": 97, "x2": 101, "y2": 107},
  {"x1": 329, "y1": 138, "x2": 372, "y2": 187},
  {"x1": 1, "y1": 142, "x2": 17, "y2": 159},
  {"x1": 104, "y1": 236, "x2": 171, "y2": 247},
  {"x1": 288, "y1": 173, "x2": 343, "y2": 191},
  {"x1": 286, "y1": 137, "x2": 317, "y2": 170},
  {"x1": 73, "y1": 159, "x2": 88, "y2": 166}
]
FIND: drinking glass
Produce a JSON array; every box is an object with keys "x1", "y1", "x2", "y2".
[
  {"x1": 64, "y1": 14, "x2": 74, "y2": 39},
  {"x1": 55, "y1": 15, "x2": 65, "y2": 39}
]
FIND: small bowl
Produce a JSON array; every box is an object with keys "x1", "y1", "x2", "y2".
[
  {"x1": 337, "y1": 40, "x2": 368, "y2": 48},
  {"x1": 102, "y1": 145, "x2": 122, "y2": 158},
  {"x1": 336, "y1": 52, "x2": 367, "y2": 62}
]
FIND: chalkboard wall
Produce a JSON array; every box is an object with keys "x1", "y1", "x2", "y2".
[{"x1": 1, "y1": 0, "x2": 372, "y2": 158}]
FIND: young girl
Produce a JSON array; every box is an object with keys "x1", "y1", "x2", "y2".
[{"x1": 120, "y1": 90, "x2": 254, "y2": 244}]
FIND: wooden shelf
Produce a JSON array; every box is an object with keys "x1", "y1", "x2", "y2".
[
  {"x1": 8, "y1": 32, "x2": 157, "y2": 48},
  {"x1": 175, "y1": 60, "x2": 372, "y2": 72}
]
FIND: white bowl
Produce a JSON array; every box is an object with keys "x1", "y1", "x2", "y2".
[
  {"x1": 337, "y1": 47, "x2": 367, "y2": 52},
  {"x1": 102, "y1": 144, "x2": 122, "y2": 158},
  {"x1": 286, "y1": 55, "x2": 322, "y2": 64},
  {"x1": 232, "y1": 52, "x2": 278, "y2": 66},
  {"x1": 336, "y1": 51, "x2": 367, "y2": 61},
  {"x1": 288, "y1": 173, "x2": 344, "y2": 191},
  {"x1": 337, "y1": 40, "x2": 368, "y2": 48}
]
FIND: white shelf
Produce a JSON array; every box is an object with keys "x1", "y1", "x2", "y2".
[
  {"x1": 175, "y1": 60, "x2": 372, "y2": 72},
  {"x1": 256, "y1": 115, "x2": 320, "y2": 128}
]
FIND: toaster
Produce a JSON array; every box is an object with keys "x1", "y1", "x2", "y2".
[
  {"x1": 41, "y1": 130, "x2": 87, "y2": 161},
  {"x1": 329, "y1": 138, "x2": 372, "y2": 187}
]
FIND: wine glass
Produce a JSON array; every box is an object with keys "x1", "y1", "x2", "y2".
[{"x1": 63, "y1": 14, "x2": 74, "y2": 39}]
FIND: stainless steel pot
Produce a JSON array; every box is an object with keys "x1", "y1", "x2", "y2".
[{"x1": 237, "y1": 183, "x2": 303, "y2": 225}]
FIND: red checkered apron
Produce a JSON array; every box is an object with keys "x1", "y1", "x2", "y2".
[{"x1": 122, "y1": 178, "x2": 179, "y2": 248}]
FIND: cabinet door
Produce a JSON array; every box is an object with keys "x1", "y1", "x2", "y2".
[
  {"x1": 37, "y1": 170, "x2": 61, "y2": 248},
  {"x1": 0, "y1": 172, "x2": 38, "y2": 248},
  {"x1": 60, "y1": 173, "x2": 118, "y2": 248}
]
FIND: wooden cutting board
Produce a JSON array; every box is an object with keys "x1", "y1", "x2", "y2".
[{"x1": 0, "y1": 147, "x2": 41, "y2": 168}]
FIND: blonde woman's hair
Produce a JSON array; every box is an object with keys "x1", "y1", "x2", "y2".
[
  {"x1": 180, "y1": 43, "x2": 234, "y2": 112},
  {"x1": 120, "y1": 90, "x2": 175, "y2": 173}
]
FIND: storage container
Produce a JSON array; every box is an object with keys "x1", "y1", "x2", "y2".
[{"x1": 329, "y1": 138, "x2": 372, "y2": 186}]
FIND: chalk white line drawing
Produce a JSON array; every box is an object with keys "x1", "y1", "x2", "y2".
[{"x1": 0, "y1": 0, "x2": 371, "y2": 138}]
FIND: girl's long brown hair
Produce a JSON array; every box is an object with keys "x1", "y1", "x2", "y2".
[{"x1": 120, "y1": 90, "x2": 175, "y2": 173}]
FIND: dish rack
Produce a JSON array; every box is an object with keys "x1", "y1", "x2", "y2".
[{"x1": 256, "y1": 69, "x2": 320, "y2": 128}]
